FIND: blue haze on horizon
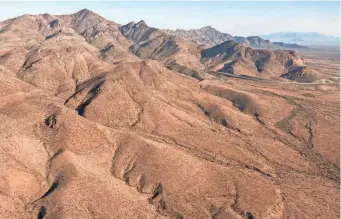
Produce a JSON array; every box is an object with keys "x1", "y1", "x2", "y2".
[{"x1": 0, "y1": 1, "x2": 339, "y2": 37}]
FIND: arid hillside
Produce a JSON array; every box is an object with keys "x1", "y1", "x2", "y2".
[
  {"x1": 0, "y1": 9, "x2": 339, "y2": 219},
  {"x1": 121, "y1": 20, "x2": 206, "y2": 79},
  {"x1": 200, "y1": 40, "x2": 313, "y2": 81}
]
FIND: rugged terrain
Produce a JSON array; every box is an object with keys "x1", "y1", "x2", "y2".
[
  {"x1": 0, "y1": 9, "x2": 340, "y2": 219},
  {"x1": 163, "y1": 26, "x2": 234, "y2": 47},
  {"x1": 124, "y1": 21, "x2": 312, "y2": 81},
  {"x1": 201, "y1": 40, "x2": 308, "y2": 80},
  {"x1": 164, "y1": 27, "x2": 306, "y2": 49}
]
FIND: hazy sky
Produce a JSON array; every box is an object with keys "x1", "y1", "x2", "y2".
[{"x1": 0, "y1": 1, "x2": 339, "y2": 37}]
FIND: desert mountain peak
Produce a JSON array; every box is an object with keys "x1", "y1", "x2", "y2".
[
  {"x1": 136, "y1": 20, "x2": 146, "y2": 25},
  {"x1": 200, "y1": 25, "x2": 215, "y2": 31},
  {"x1": 74, "y1": 8, "x2": 94, "y2": 16},
  {"x1": 67, "y1": 8, "x2": 107, "y2": 24}
]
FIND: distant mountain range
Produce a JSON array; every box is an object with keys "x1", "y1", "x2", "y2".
[
  {"x1": 164, "y1": 27, "x2": 307, "y2": 49},
  {"x1": 233, "y1": 36, "x2": 306, "y2": 49},
  {"x1": 261, "y1": 32, "x2": 340, "y2": 46}
]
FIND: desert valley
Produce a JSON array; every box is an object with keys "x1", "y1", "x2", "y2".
[{"x1": 0, "y1": 8, "x2": 339, "y2": 219}]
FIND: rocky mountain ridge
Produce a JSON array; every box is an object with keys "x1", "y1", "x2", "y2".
[
  {"x1": 0, "y1": 9, "x2": 310, "y2": 81},
  {"x1": 163, "y1": 26, "x2": 234, "y2": 47},
  {"x1": 164, "y1": 26, "x2": 307, "y2": 49}
]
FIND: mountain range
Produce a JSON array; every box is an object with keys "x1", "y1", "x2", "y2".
[
  {"x1": 0, "y1": 8, "x2": 339, "y2": 219},
  {"x1": 162, "y1": 26, "x2": 234, "y2": 47},
  {"x1": 261, "y1": 32, "x2": 340, "y2": 46},
  {"x1": 164, "y1": 27, "x2": 340, "y2": 47},
  {"x1": 163, "y1": 26, "x2": 307, "y2": 49}
]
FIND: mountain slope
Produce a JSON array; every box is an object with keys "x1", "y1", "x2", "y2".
[
  {"x1": 0, "y1": 12, "x2": 116, "y2": 99},
  {"x1": 121, "y1": 20, "x2": 205, "y2": 79},
  {"x1": 201, "y1": 40, "x2": 308, "y2": 80},
  {"x1": 57, "y1": 9, "x2": 136, "y2": 62}
]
